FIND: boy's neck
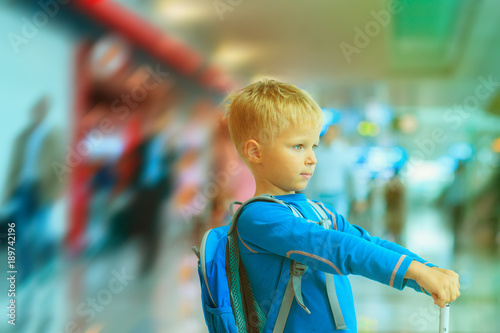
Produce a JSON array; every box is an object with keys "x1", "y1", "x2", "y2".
[
  {"x1": 254, "y1": 185, "x2": 296, "y2": 197},
  {"x1": 254, "y1": 191, "x2": 297, "y2": 197}
]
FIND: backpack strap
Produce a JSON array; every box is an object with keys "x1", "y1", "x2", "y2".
[
  {"x1": 228, "y1": 194, "x2": 297, "y2": 333},
  {"x1": 228, "y1": 193, "x2": 281, "y2": 235},
  {"x1": 307, "y1": 200, "x2": 347, "y2": 330},
  {"x1": 231, "y1": 195, "x2": 347, "y2": 331},
  {"x1": 274, "y1": 199, "x2": 347, "y2": 331},
  {"x1": 199, "y1": 229, "x2": 217, "y2": 308},
  {"x1": 229, "y1": 195, "x2": 313, "y2": 319},
  {"x1": 271, "y1": 201, "x2": 310, "y2": 333},
  {"x1": 324, "y1": 273, "x2": 347, "y2": 330},
  {"x1": 307, "y1": 199, "x2": 333, "y2": 230}
]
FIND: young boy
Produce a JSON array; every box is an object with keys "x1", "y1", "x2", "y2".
[{"x1": 224, "y1": 79, "x2": 460, "y2": 332}]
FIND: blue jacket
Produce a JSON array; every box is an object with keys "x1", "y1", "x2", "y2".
[{"x1": 236, "y1": 193, "x2": 435, "y2": 332}]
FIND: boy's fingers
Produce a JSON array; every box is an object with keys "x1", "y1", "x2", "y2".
[
  {"x1": 451, "y1": 288, "x2": 460, "y2": 302},
  {"x1": 445, "y1": 282, "x2": 461, "y2": 303},
  {"x1": 431, "y1": 293, "x2": 443, "y2": 307},
  {"x1": 438, "y1": 268, "x2": 460, "y2": 283},
  {"x1": 435, "y1": 293, "x2": 448, "y2": 308},
  {"x1": 437, "y1": 289, "x2": 450, "y2": 306},
  {"x1": 450, "y1": 281, "x2": 460, "y2": 299},
  {"x1": 434, "y1": 299, "x2": 446, "y2": 308}
]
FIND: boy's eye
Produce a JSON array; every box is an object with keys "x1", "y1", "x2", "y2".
[
  {"x1": 293, "y1": 144, "x2": 304, "y2": 150},
  {"x1": 312, "y1": 145, "x2": 318, "y2": 150}
]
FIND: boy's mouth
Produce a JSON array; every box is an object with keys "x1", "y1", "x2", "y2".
[{"x1": 300, "y1": 173, "x2": 312, "y2": 180}]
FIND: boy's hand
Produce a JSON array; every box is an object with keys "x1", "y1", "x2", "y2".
[
  {"x1": 431, "y1": 266, "x2": 460, "y2": 281},
  {"x1": 405, "y1": 261, "x2": 460, "y2": 308}
]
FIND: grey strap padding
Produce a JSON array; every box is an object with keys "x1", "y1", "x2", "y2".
[
  {"x1": 307, "y1": 199, "x2": 327, "y2": 219},
  {"x1": 288, "y1": 204, "x2": 302, "y2": 218},
  {"x1": 200, "y1": 228, "x2": 217, "y2": 307},
  {"x1": 273, "y1": 276, "x2": 295, "y2": 333},
  {"x1": 325, "y1": 273, "x2": 347, "y2": 330},
  {"x1": 307, "y1": 199, "x2": 325, "y2": 220},
  {"x1": 229, "y1": 193, "x2": 306, "y2": 333},
  {"x1": 191, "y1": 246, "x2": 200, "y2": 259},
  {"x1": 308, "y1": 199, "x2": 333, "y2": 230},
  {"x1": 228, "y1": 194, "x2": 282, "y2": 234},
  {"x1": 272, "y1": 200, "x2": 310, "y2": 333},
  {"x1": 229, "y1": 200, "x2": 242, "y2": 219},
  {"x1": 272, "y1": 260, "x2": 312, "y2": 333},
  {"x1": 278, "y1": 198, "x2": 347, "y2": 331},
  {"x1": 308, "y1": 200, "x2": 347, "y2": 329},
  {"x1": 291, "y1": 262, "x2": 311, "y2": 314}
]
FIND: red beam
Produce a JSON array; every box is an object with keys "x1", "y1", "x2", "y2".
[{"x1": 73, "y1": 0, "x2": 203, "y2": 76}]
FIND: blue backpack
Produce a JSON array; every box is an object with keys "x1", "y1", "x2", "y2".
[{"x1": 192, "y1": 194, "x2": 347, "y2": 333}]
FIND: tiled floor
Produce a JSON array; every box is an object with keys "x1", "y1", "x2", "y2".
[{"x1": 0, "y1": 198, "x2": 499, "y2": 333}]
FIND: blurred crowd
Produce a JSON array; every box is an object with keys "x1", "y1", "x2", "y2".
[
  {"x1": 2, "y1": 88, "x2": 499, "y2": 289},
  {"x1": 2, "y1": 64, "x2": 500, "y2": 333},
  {"x1": 1, "y1": 1, "x2": 500, "y2": 332}
]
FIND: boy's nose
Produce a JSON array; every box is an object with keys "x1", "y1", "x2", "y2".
[{"x1": 306, "y1": 150, "x2": 317, "y2": 165}]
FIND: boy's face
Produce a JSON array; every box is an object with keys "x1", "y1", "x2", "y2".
[{"x1": 254, "y1": 124, "x2": 321, "y2": 196}]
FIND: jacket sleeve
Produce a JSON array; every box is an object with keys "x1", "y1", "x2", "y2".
[
  {"x1": 237, "y1": 201, "x2": 414, "y2": 290},
  {"x1": 330, "y1": 206, "x2": 437, "y2": 293}
]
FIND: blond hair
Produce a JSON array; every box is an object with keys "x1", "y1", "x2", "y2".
[{"x1": 224, "y1": 79, "x2": 323, "y2": 158}]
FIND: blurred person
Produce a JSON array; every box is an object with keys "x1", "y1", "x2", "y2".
[
  {"x1": 97, "y1": 112, "x2": 149, "y2": 258},
  {"x1": 91, "y1": 106, "x2": 178, "y2": 276},
  {"x1": 442, "y1": 161, "x2": 468, "y2": 252},
  {"x1": 347, "y1": 158, "x2": 374, "y2": 232},
  {"x1": 100, "y1": 146, "x2": 141, "y2": 252},
  {"x1": 305, "y1": 124, "x2": 352, "y2": 216},
  {"x1": 222, "y1": 79, "x2": 460, "y2": 332},
  {"x1": 132, "y1": 108, "x2": 178, "y2": 275},
  {"x1": 1, "y1": 95, "x2": 64, "y2": 283},
  {"x1": 464, "y1": 162, "x2": 500, "y2": 252},
  {"x1": 85, "y1": 162, "x2": 117, "y2": 257},
  {"x1": 173, "y1": 101, "x2": 218, "y2": 244},
  {"x1": 174, "y1": 147, "x2": 211, "y2": 245},
  {"x1": 384, "y1": 168, "x2": 406, "y2": 245},
  {"x1": 80, "y1": 105, "x2": 122, "y2": 257}
]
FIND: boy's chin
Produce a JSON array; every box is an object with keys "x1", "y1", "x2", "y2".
[{"x1": 294, "y1": 184, "x2": 308, "y2": 192}]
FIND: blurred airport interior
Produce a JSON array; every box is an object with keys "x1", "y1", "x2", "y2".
[{"x1": 0, "y1": 0, "x2": 499, "y2": 332}]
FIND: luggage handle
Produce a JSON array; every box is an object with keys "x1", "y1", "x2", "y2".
[{"x1": 439, "y1": 303, "x2": 450, "y2": 332}]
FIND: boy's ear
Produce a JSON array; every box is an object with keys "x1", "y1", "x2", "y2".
[{"x1": 244, "y1": 139, "x2": 262, "y2": 164}]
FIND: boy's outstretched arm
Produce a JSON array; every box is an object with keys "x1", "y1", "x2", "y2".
[{"x1": 404, "y1": 261, "x2": 461, "y2": 308}]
